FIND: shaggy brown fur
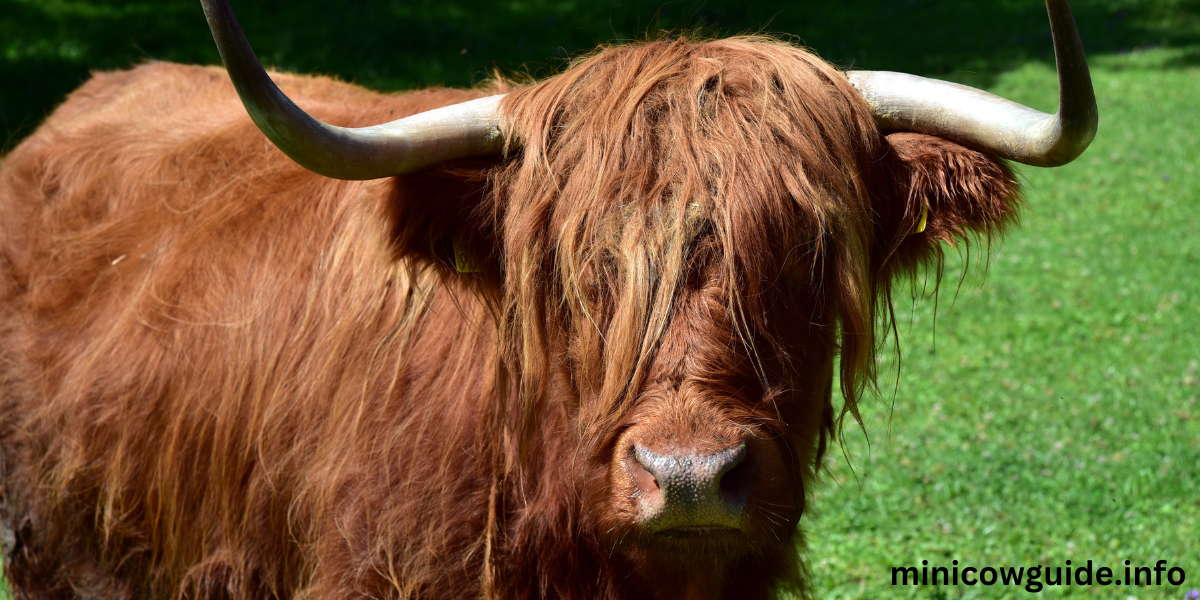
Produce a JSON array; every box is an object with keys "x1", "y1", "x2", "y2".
[{"x1": 0, "y1": 37, "x2": 1019, "y2": 600}]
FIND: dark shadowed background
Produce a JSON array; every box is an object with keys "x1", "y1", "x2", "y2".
[{"x1": 1, "y1": 0, "x2": 1198, "y2": 147}]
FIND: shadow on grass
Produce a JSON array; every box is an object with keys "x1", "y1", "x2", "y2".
[{"x1": 2, "y1": 0, "x2": 1199, "y2": 147}]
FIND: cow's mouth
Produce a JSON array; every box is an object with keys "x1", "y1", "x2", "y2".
[
  {"x1": 654, "y1": 525, "x2": 742, "y2": 539},
  {"x1": 640, "y1": 524, "x2": 751, "y2": 559}
]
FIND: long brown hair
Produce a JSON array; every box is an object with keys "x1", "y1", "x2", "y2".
[
  {"x1": 0, "y1": 35, "x2": 1019, "y2": 600},
  {"x1": 495, "y1": 36, "x2": 886, "y2": 444}
]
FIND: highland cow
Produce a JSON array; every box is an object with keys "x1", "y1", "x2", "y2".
[{"x1": 0, "y1": 1, "x2": 1095, "y2": 598}]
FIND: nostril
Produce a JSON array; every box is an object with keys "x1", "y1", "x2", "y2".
[
  {"x1": 628, "y1": 446, "x2": 660, "y2": 496},
  {"x1": 717, "y1": 446, "x2": 751, "y2": 499},
  {"x1": 714, "y1": 442, "x2": 747, "y2": 478},
  {"x1": 632, "y1": 444, "x2": 656, "y2": 477}
]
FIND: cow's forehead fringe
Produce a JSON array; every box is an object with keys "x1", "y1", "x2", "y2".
[{"x1": 489, "y1": 36, "x2": 882, "y2": 432}]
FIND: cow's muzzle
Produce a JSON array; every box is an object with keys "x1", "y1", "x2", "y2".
[{"x1": 626, "y1": 442, "x2": 750, "y2": 535}]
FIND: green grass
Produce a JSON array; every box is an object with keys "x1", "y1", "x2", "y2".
[
  {"x1": 808, "y1": 49, "x2": 1200, "y2": 599},
  {"x1": 2, "y1": 1, "x2": 1199, "y2": 599}
]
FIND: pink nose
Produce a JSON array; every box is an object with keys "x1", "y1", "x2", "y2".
[{"x1": 629, "y1": 443, "x2": 748, "y2": 533}]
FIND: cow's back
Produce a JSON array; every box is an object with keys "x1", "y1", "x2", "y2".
[{"x1": 0, "y1": 63, "x2": 500, "y2": 599}]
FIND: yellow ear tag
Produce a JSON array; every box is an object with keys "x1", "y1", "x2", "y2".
[
  {"x1": 913, "y1": 203, "x2": 929, "y2": 235},
  {"x1": 453, "y1": 239, "x2": 479, "y2": 273}
]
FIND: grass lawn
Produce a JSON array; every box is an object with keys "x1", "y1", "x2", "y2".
[
  {"x1": 2, "y1": 1, "x2": 1198, "y2": 599},
  {"x1": 807, "y1": 49, "x2": 1200, "y2": 599}
]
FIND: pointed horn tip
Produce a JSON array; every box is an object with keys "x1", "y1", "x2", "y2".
[{"x1": 844, "y1": 0, "x2": 1097, "y2": 168}]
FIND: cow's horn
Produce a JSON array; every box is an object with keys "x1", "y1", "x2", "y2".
[
  {"x1": 200, "y1": 0, "x2": 507, "y2": 180},
  {"x1": 846, "y1": 0, "x2": 1097, "y2": 167}
]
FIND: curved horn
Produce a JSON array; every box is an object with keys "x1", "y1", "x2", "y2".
[
  {"x1": 200, "y1": 0, "x2": 507, "y2": 180},
  {"x1": 846, "y1": 0, "x2": 1097, "y2": 167}
]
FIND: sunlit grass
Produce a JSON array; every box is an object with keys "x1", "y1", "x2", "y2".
[{"x1": 808, "y1": 48, "x2": 1200, "y2": 599}]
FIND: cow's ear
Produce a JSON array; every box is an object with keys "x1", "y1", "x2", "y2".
[
  {"x1": 872, "y1": 132, "x2": 1022, "y2": 279},
  {"x1": 385, "y1": 160, "x2": 504, "y2": 289}
]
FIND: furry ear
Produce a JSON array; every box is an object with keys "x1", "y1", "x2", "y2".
[
  {"x1": 385, "y1": 160, "x2": 504, "y2": 288},
  {"x1": 872, "y1": 132, "x2": 1023, "y2": 280}
]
